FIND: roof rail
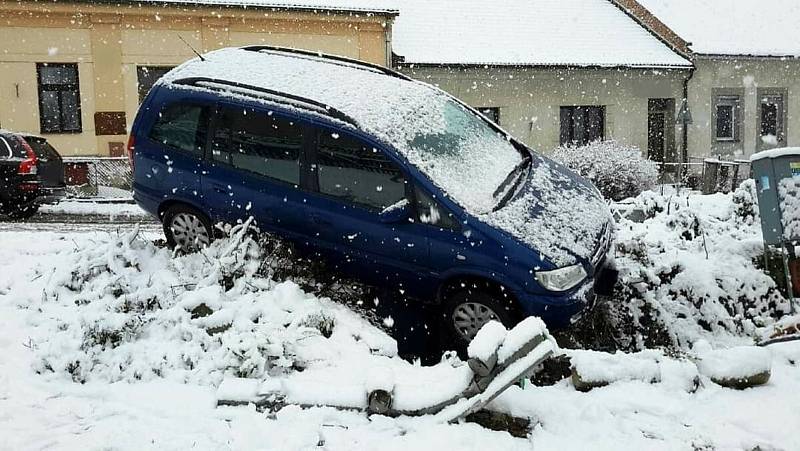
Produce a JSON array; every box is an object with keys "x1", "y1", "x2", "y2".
[
  {"x1": 172, "y1": 77, "x2": 358, "y2": 126},
  {"x1": 240, "y1": 45, "x2": 412, "y2": 81}
]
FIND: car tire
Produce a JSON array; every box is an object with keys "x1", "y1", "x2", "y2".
[
  {"x1": 162, "y1": 204, "x2": 213, "y2": 253},
  {"x1": 6, "y1": 203, "x2": 39, "y2": 220},
  {"x1": 442, "y1": 284, "x2": 520, "y2": 352}
]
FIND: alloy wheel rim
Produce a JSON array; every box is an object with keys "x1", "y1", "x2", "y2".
[
  {"x1": 452, "y1": 302, "x2": 499, "y2": 341},
  {"x1": 170, "y1": 212, "x2": 210, "y2": 252}
]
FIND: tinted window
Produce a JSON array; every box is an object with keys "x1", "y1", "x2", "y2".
[
  {"x1": 317, "y1": 131, "x2": 405, "y2": 211},
  {"x1": 211, "y1": 107, "x2": 302, "y2": 185},
  {"x1": 150, "y1": 103, "x2": 208, "y2": 154},
  {"x1": 415, "y1": 185, "x2": 458, "y2": 230},
  {"x1": 24, "y1": 137, "x2": 60, "y2": 161}
]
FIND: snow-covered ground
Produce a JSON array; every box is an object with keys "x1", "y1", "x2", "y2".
[
  {"x1": 2, "y1": 190, "x2": 800, "y2": 450},
  {"x1": 38, "y1": 200, "x2": 149, "y2": 220}
]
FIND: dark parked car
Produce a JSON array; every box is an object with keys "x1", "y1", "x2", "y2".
[
  {"x1": 0, "y1": 130, "x2": 66, "y2": 218},
  {"x1": 129, "y1": 46, "x2": 614, "y2": 345}
]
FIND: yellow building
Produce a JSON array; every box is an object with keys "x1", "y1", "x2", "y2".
[{"x1": 0, "y1": 0, "x2": 397, "y2": 156}]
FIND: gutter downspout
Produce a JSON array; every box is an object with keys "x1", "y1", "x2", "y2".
[
  {"x1": 385, "y1": 17, "x2": 394, "y2": 68},
  {"x1": 680, "y1": 67, "x2": 695, "y2": 184}
]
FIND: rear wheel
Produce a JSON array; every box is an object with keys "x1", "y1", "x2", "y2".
[
  {"x1": 442, "y1": 284, "x2": 520, "y2": 351},
  {"x1": 162, "y1": 204, "x2": 213, "y2": 253}
]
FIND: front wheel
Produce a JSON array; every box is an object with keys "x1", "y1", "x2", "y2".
[
  {"x1": 162, "y1": 204, "x2": 213, "y2": 253},
  {"x1": 442, "y1": 285, "x2": 519, "y2": 351}
]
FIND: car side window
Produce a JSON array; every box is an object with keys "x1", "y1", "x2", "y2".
[
  {"x1": 211, "y1": 107, "x2": 302, "y2": 186},
  {"x1": 149, "y1": 103, "x2": 208, "y2": 155},
  {"x1": 415, "y1": 185, "x2": 459, "y2": 230},
  {"x1": 317, "y1": 131, "x2": 406, "y2": 211}
]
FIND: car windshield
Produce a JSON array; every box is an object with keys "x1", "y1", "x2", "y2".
[{"x1": 405, "y1": 98, "x2": 524, "y2": 214}]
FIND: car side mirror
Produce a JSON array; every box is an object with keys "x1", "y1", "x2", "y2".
[{"x1": 379, "y1": 199, "x2": 411, "y2": 224}]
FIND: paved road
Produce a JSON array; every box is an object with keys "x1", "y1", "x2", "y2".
[{"x1": 0, "y1": 213, "x2": 162, "y2": 236}]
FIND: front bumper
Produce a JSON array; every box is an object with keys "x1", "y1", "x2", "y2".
[{"x1": 518, "y1": 258, "x2": 618, "y2": 329}]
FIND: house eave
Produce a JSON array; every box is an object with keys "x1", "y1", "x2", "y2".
[
  {"x1": 23, "y1": 0, "x2": 400, "y2": 16},
  {"x1": 395, "y1": 61, "x2": 694, "y2": 71},
  {"x1": 694, "y1": 53, "x2": 800, "y2": 60}
]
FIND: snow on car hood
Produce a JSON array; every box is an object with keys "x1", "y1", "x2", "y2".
[{"x1": 483, "y1": 154, "x2": 612, "y2": 267}]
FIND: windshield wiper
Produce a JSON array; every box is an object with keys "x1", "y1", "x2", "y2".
[{"x1": 492, "y1": 157, "x2": 531, "y2": 212}]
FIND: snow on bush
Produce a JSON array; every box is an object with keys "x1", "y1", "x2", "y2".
[
  {"x1": 732, "y1": 178, "x2": 760, "y2": 225},
  {"x1": 609, "y1": 184, "x2": 791, "y2": 350},
  {"x1": 778, "y1": 177, "x2": 800, "y2": 239},
  {"x1": 22, "y1": 224, "x2": 396, "y2": 384},
  {"x1": 551, "y1": 140, "x2": 659, "y2": 201}
]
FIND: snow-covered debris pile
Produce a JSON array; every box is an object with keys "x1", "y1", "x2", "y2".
[
  {"x1": 18, "y1": 224, "x2": 395, "y2": 385},
  {"x1": 694, "y1": 340, "x2": 771, "y2": 389},
  {"x1": 570, "y1": 349, "x2": 661, "y2": 391},
  {"x1": 551, "y1": 140, "x2": 658, "y2": 201},
  {"x1": 611, "y1": 184, "x2": 792, "y2": 350},
  {"x1": 38, "y1": 201, "x2": 148, "y2": 219}
]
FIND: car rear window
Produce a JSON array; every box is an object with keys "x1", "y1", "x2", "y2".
[
  {"x1": 149, "y1": 103, "x2": 208, "y2": 155},
  {"x1": 0, "y1": 136, "x2": 27, "y2": 159},
  {"x1": 23, "y1": 137, "x2": 61, "y2": 161}
]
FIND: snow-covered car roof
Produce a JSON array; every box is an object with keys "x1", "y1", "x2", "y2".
[
  {"x1": 161, "y1": 46, "x2": 523, "y2": 214},
  {"x1": 638, "y1": 0, "x2": 800, "y2": 57},
  {"x1": 391, "y1": 0, "x2": 692, "y2": 68}
]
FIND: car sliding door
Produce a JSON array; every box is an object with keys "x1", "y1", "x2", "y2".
[
  {"x1": 201, "y1": 103, "x2": 310, "y2": 238},
  {"x1": 302, "y1": 126, "x2": 433, "y2": 297}
]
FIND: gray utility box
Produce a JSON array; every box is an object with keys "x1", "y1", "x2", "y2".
[
  {"x1": 751, "y1": 147, "x2": 800, "y2": 301},
  {"x1": 750, "y1": 147, "x2": 800, "y2": 246}
]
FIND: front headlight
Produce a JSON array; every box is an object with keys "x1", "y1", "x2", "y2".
[{"x1": 535, "y1": 264, "x2": 588, "y2": 292}]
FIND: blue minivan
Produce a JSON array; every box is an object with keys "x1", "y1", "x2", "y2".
[{"x1": 129, "y1": 46, "x2": 614, "y2": 345}]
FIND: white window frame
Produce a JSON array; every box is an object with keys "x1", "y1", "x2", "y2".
[{"x1": 715, "y1": 95, "x2": 740, "y2": 142}]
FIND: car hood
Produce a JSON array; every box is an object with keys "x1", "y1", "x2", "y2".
[{"x1": 480, "y1": 152, "x2": 612, "y2": 268}]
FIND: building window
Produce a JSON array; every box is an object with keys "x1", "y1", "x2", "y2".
[
  {"x1": 476, "y1": 107, "x2": 500, "y2": 124},
  {"x1": 137, "y1": 66, "x2": 175, "y2": 103},
  {"x1": 758, "y1": 91, "x2": 786, "y2": 148},
  {"x1": 714, "y1": 95, "x2": 741, "y2": 142},
  {"x1": 37, "y1": 63, "x2": 81, "y2": 133},
  {"x1": 560, "y1": 106, "x2": 605, "y2": 145}
]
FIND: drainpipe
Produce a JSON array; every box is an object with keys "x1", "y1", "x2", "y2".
[
  {"x1": 680, "y1": 67, "x2": 695, "y2": 184},
  {"x1": 385, "y1": 17, "x2": 394, "y2": 68}
]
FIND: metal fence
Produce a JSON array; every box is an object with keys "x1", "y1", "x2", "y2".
[
  {"x1": 63, "y1": 156, "x2": 132, "y2": 197},
  {"x1": 654, "y1": 159, "x2": 752, "y2": 193}
]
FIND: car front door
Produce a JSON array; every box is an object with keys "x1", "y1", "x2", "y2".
[{"x1": 302, "y1": 127, "x2": 433, "y2": 297}]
